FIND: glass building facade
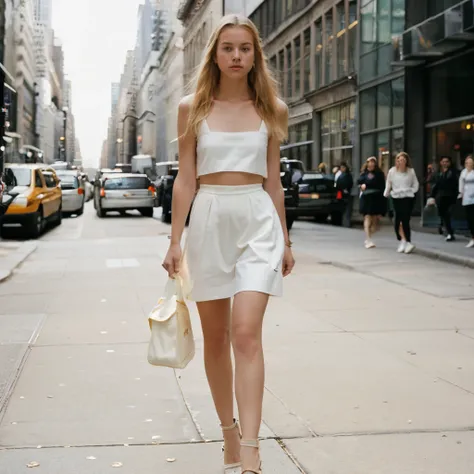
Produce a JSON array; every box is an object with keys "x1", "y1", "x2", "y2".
[{"x1": 358, "y1": 0, "x2": 406, "y2": 175}]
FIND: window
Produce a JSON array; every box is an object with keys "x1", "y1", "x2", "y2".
[
  {"x1": 42, "y1": 172, "x2": 57, "y2": 188},
  {"x1": 348, "y1": 0, "x2": 358, "y2": 72},
  {"x1": 294, "y1": 36, "x2": 301, "y2": 98},
  {"x1": 314, "y1": 19, "x2": 323, "y2": 89},
  {"x1": 377, "y1": 0, "x2": 390, "y2": 44},
  {"x1": 270, "y1": 54, "x2": 277, "y2": 72},
  {"x1": 287, "y1": 0, "x2": 293, "y2": 17},
  {"x1": 325, "y1": 9, "x2": 334, "y2": 85},
  {"x1": 361, "y1": 0, "x2": 377, "y2": 54},
  {"x1": 360, "y1": 88, "x2": 376, "y2": 132},
  {"x1": 278, "y1": 50, "x2": 285, "y2": 95},
  {"x1": 336, "y1": 2, "x2": 346, "y2": 78},
  {"x1": 286, "y1": 120, "x2": 313, "y2": 169},
  {"x1": 104, "y1": 177, "x2": 150, "y2": 190},
  {"x1": 35, "y1": 172, "x2": 43, "y2": 188},
  {"x1": 391, "y1": 0, "x2": 405, "y2": 36},
  {"x1": 377, "y1": 82, "x2": 391, "y2": 129},
  {"x1": 391, "y1": 77, "x2": 404, "y2": 125},
  {"x1": 377, "y1": 131, "x2": 391, "y2": 175},
  {"x1": 286, "y1": 44, "x2": 292, "y2": 100},
  {"x1": 303, "y1": 28, "x2": 311, "y2": 93}
]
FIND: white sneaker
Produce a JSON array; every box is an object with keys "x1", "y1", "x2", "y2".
[
  {"x1": 404, "y1": 243, "x2": 415, "y2": 254},
  {"x1": 365, "y1": 240, "x2": 376, "y2": 249},
  {"x1": 397, "y1": 241, "x2": 407, "y2": 253},
  {"x1": 466, "y1": 239, "x2": 474, "y2": 248}
]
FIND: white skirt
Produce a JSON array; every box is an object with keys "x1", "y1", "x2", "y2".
[{"x1": 182, "y1": 184, "x2": 285, "y2": 302}]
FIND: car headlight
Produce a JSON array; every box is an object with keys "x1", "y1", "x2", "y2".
[{"x1": 13, "y1": 195, "x2": 29, "y2": 207}]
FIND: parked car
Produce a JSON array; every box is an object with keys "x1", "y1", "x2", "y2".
[
  {"x1": 293, "y1": 171, "x2": 344, "y2": 225},
  {"x1": 154, "y1": 161, "x2": 179, "y2": 208},
  {"x1": 1, "y1": 164, "x2": 62, "y2": 237},
  {"x1": 96, "y1": 173, "x2": 156, "y2": 218},
  {"x1": 93, "y1": 169, "x2": 123, "y2": 209},
  {"x1": 56, "y1": 170, "x2": 86, "y2": 216},
  {"x1": 280, "y1": 158, "x2": 304, "y2": 231}
]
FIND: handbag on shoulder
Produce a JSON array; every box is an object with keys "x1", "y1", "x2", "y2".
[{"x1": 147, "y1": 276, "x2": 195, "y2": 369}]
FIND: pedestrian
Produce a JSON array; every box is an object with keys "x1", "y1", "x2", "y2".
[
  {"x1": 161, "y1": 14, "x2": 295, "y2": 474},
  {"x1": 384, "y1": 152, "x2": 419, "y2": 254},
  {"x1": 318, "y1": 162, "x2": 328, "y2": 175},
  {"x1": 427, "y1": 156, "x2": 459, "y2": 241},
  {"x1": 335, "y1": 161, "x2": 353, "y2": 227},
  {"x1": 358, "y1": 157, "x2": 386, "y2": 248},
  {"x1": 459, "y1": 155, "x2": 474, "y2": 248}
]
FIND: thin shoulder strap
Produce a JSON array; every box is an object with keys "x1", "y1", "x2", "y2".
[
  {"x1": 259, "y1": 120, "x2": 267, "y2": 133},
  {"x1": 200, "y1": 118, "x2": 210, "y2": 134}
]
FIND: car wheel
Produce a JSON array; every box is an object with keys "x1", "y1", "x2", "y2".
[
  {"x1": 330, "y1": 212, "x2": 343, "y2": 226},
  {"x1": 161, "y1": 198, "x2": 171, "y2": 223},
  {"x1": 54, "y1": 206, "x2": 62, "y2": 226},
  {"x1": 29, "y1": 208, "x2": 44, "y2": 238},
  {"x1": 141, "y1": 208, "x2": 154, "y2": 218},
  {"x1": 76, "y1": 200, "x2": 85, "y2": 216},
  {"x1": 97, "y1": 207, "x2": 106, "y2": 218}
]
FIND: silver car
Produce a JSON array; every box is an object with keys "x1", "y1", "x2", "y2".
[
  {"x1": 96, "y1": 173, "x2": 155, "y2": 218},
  {"x1": 57, "y1": 171, "x2": 85, "y2": 216}
]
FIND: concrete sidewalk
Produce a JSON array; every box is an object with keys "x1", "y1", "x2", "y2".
[{"x1": 0, "y1": 241, "x2": 37, "y2": 282}]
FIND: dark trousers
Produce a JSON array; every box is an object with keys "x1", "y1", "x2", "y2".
[
  {"x1": 465, "y1": 204, "x2": 474, "y2": 238},
  {"x1": 392, "y1": 197, "x2": 414, "y2": 242},
  {"x1": 437, "y1": 196, "x2": 455, "y2": 236}
]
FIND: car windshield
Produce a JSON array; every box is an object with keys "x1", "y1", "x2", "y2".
[
  {"x1": 5, "y1": 168, "x2": 31, "y2": 187},
  {"x1": 104, "y1": 177, "x2": 149, "y2": 190},
  {"x1": 299, "y1": 173, "x2": 334, "y2": 193},
  {"x1": 58, "y1": 174, "x2": 79, "y2": 189}
]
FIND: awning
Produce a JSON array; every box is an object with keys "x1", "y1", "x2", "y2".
[
  {"x1": 5, "y1": 131, "x2": 21, "y2": 139},
  {"x1": 0, "y1": 62, "x2": 16, "y2": 93},
  {"x1": 23, "y1": 145, "x2": 43, "y2": 153}
]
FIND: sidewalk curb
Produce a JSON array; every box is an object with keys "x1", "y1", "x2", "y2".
[
  {"x1": 0, "y1": 241, "x2": 38, "y2": 283},
  {"x1": 414, "y1": 246, "x2": 474, "y2": 269}
]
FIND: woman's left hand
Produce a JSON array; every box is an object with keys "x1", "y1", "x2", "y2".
[{"x1": 282, "y1": 246, "x2": 295, "y2": 277}]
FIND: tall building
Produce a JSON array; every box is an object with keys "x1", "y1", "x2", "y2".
[
  {"x1": 52, "y1": 36, "x2": 64, "y2": 104},
  {"x1": 34, "y1": 0, "x2": 52, "y2": 28},
  {"x1": 136, "y1": 0, "x2": 155, "y2": 73},
  {"x1": 111, "y1": 82, "x2": 120, "y2": 113}
]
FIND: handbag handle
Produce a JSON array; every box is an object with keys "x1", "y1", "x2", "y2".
[{"x1": 164, "y1": 276, "x2": 184, "y2": 301}]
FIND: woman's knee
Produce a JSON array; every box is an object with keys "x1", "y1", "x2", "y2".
[
  {"x1": 232, "y1": 325, "x2": 261, "y2": 359},
  {"x1": 203, "y1": 327, "x2": 231, "y2": 355}
]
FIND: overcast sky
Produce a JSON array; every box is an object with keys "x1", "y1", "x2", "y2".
[{"x1": 52, "y1": 0, "x2": 143, "y2": 168}]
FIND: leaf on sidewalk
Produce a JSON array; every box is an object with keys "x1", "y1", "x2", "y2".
[
  {"x1": 112, "y1": 462, "x2": 123, "y2": 468},
  {"x1": 166, "y1": 458, "x2": 176, "y2": 463},
  {"x1": 26, "y1": 462, "x2": 40, "y2": 468},
  {"x1": 86, "y1": 456, "x2": 97, "y2": 460}
]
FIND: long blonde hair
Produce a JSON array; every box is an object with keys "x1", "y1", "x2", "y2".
[{"x1": 187, "y1": 14, "x2": 286, "y2": 141}]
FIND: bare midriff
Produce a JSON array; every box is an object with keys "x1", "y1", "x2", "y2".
[{"x1": 198, "y1": 171, "x2": 264, "y2": 186}]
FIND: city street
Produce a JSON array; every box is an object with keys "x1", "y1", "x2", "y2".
[{"x1": 0, "y1": 202, "x2": 474, "y2": 473}]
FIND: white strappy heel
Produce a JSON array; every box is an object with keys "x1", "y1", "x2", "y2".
[
  {"x1": 240, "y1": 439, "x2": 262, "y2": 474},
  {"x1": 221, "y1": 419, "x2": 242, "y2": 473}
]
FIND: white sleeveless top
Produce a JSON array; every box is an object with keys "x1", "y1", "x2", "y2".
[{"x1": 196, "y1": 118, "x2": 268, "y2": 178}]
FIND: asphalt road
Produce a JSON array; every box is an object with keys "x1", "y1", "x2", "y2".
[{"x1": 0, "y1": 202, "x2": 473, "y2": 473}]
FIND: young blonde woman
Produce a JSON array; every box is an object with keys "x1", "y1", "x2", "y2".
[
  {"x1": 162, "y1": 14, "x2": 295, "y2": 474},
  {"x1": 384, "y1": 152, "x2": 419, "y2": 254}
]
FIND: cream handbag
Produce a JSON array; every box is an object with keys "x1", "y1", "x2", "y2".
[{"x1": 147, "y1": 277, "x2": 195, "y2": 369}]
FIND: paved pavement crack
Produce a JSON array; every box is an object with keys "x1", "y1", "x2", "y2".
[{"x1": 173, "y1": 370, "x2": 205, "y2": 442}]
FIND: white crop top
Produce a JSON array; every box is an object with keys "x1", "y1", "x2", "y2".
[{"x1": 196, "y1": 118, "x2": 268, "y2": 178}]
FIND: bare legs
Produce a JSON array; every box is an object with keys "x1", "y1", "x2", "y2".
[
  {"x1": 197, "y1": 291, "x2": 268, "y2": 472},
  {"x1": 197, "y1": 298, "x2": 240, "y2": 466},
  {"x1": 232, "y1": 291, "x2": 268, "y2": 471}
]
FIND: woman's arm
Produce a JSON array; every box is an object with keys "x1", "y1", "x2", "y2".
[
  {"x1": 264, "y1": 100, "x2": 290, "y2": 245},
  {"x1": 384, "y1": 168, "x2": 393, "y2": 197},
  {"x1": 459, "y1": 169, "x2": 465, "y2": 197},
  {"x1": 170, "y1": 96, "x2": 197, "y2": 246},
  {"x1": 412, "y1": 168, "x2": 420, "y2": 194}
]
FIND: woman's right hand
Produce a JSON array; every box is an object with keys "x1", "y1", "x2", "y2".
[{"x1": 162, "y1": 243, "x2": 182, "y2": 278}]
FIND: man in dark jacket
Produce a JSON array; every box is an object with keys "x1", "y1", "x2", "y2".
[
  {"x1": 429, "y1": 156, "x2": 459, "y2": 241},
  {"x1": 336, "y1": 162, "x2": 354, "y2": 227}
]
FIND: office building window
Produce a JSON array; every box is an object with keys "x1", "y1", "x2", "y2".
[
  {"x1": 391, "y1": 0, "x2": 405, "y2": 35},
  {"x1": 286, "y1": 44, "x2": 292, "y2": 100},
  {"x1": 303, "y1": 28, "x2": 311, "y2": 93},
  {"x1": 348, "y1": 0, "x2": 358, "y2": 72},
  {"x1": 361, "y1": 0, "x2": 377, "y2": 54},
  {"x1": 361, "y1": 88, "x2": 376, "y2": 132},
  {"x1": 325, "y1": 9, "x2": 334, "y2": 85},
  {"x1": 286, "y1": 120, "x2": 313, "y2": 168},
  {"x1": 287, "y1": 0, "x2": 294, "y2": 17},
  {"x1": 321, "y1": 101, "x2": 356, "y2": 168},
  {"x1": 378, "y1": 0, "x2": 390, "y2": 43},
  {"x1": 314, "y1": 19, "x2": 323, "y2": 89},
  {"x1": 377, "y1": 82, "x2": 391, "y2": 129},
  {"x1": 278, "y1": 50, "x2": 285, "y2": 96},
  {"x1": 336, "y1": 2, "x2": 346, "y2": 79},
  {"x1": 294, "y1": 35, "x2": 301, "y2": 98},
  {"x1": 391, "y1": 77, "x2": 404, "y2": 124},
  {"x1": 428, "y1": 0, "x2": 459, "y2": 17}
]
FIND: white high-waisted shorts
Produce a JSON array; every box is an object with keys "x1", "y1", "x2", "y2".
[{"x1": 182, "y1": 184, "x2": 285, "y2": 302}]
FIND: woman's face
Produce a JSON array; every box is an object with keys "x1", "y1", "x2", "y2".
[
  {"x1": 397, "y1": 156, "x2": 407, "y2": 169},
  {"x1": 340, "y1": 165, "x2": 347, "y2": 173},
  {"x1": 215, "y1": 26, "x2": 255, "y2": 80},
  {"x1": 367, "y1": 160, "x2": 376, "y2": 171},
  {"x1": 466, "y1": 157, "x2": 474, "y2": 170}
]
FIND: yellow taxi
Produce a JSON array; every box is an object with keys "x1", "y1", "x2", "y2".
[{"x1": 1, "y1": 164, "x2": 62, "y2": 238}]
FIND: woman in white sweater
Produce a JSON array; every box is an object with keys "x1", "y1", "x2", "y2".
[
  {"x1": 459, "y1": 155, "x2": 474, "y2": 248},
  {"x1": 384, "y1": 152, "x2": 419, "y2": 253}
]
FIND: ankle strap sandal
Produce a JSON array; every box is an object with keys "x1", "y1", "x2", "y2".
[
  {"x1": 221, "y1": 419, "x2": 242, "y2": 473},
  {"x1": 240, "y1": 439, "x2": 262, "y2": 474}
]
